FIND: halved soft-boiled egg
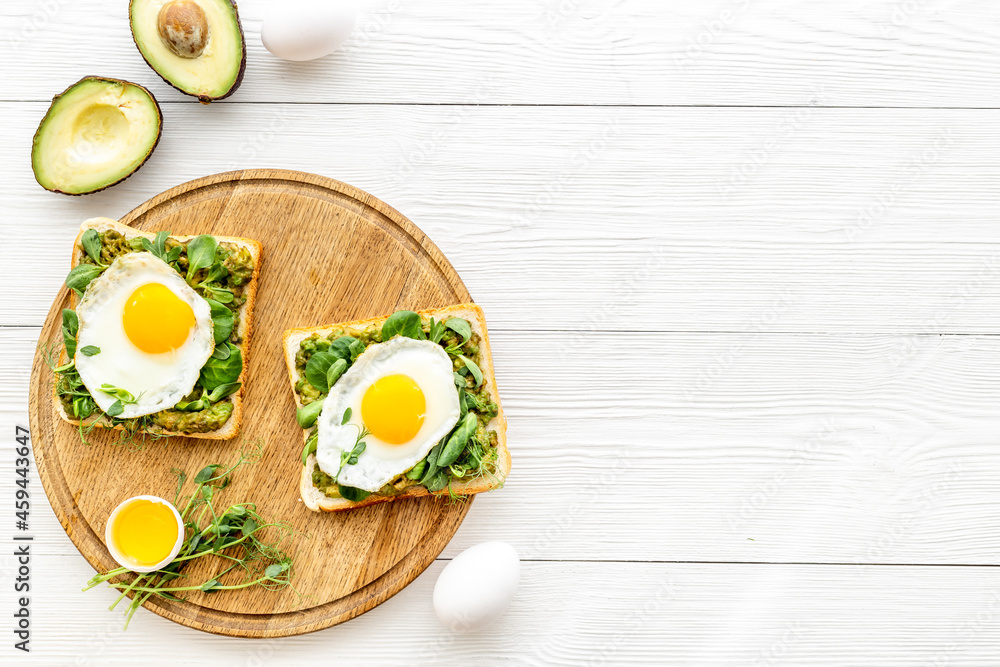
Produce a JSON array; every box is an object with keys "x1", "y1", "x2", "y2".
[
  {"x1": 316, "y1": 337, "x2": 461, "y2": 492},
  {"x1": 105, "y1": 495, "x2": 184, "y2": 572},
  {"x1": 74, "y1": 252, "x2": 215, "y2": 418}
]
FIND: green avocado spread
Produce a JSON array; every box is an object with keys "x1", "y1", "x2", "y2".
[
  {"x1": 53, "y1": 228, "x2": 254, "y2": 440},
  {"x1": 295, "y1": 313, "x2": 502, "y2": 502},
  {"x1": 151, "y1": 401, "x2": 234, "y2": 433}
]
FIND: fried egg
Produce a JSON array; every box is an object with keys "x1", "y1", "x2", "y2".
[
  {"x1": 316, "y1": 337, "x2": 461, "y2": 492},
  {"x1": 74, "y1": 252, "x2": 215, "y2": 418}
]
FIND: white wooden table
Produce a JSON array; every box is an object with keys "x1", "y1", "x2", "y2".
[{"x1": 3, "y1": 0, "x2": 1000, "y2": 664}]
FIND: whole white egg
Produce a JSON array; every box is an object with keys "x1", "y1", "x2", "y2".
[
  {"x1": 261, "y1": 0, "x2": 357, "y2": 62},
  {"x1": 434, "y1": 542, "x2": 520, "y2": 632}
]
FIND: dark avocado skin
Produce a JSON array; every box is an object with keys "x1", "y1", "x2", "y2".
[
  {"x1": 31, "y1": 76, "x2": 163, "y2": 196},
  {"x1": 129, "y1": 0, "x2": 247, "y2": 104}
]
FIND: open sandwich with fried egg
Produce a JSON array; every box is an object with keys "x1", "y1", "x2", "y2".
[
  {"x1": 52, "y1": 218, "x2": 261, "y2": 441},
  {"x1": 283, "y1": 304, "x2": 510, "y2": 512}
]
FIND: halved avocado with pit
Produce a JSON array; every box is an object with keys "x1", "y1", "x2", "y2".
[
  {"x1": 130, "y1": 0, "x2": 246, "y2": 103},
  {"x1": 31, "y1": 77, "x2": 162, "y2": 195}
]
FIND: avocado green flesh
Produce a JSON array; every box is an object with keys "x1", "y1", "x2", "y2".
[
  {"x1": 130, "y1": 0, "x2": 246, "y2": 102},
  {"x1": 151, "y1": 401, "x2": 234, "y2": 433},
  {"x1": 31, "y1": 77, "x2": 161, "y2": 195}
]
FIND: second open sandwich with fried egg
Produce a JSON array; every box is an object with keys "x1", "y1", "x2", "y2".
[{"x1": 283, "y1": 304, "x2": 510, "y2": 512}]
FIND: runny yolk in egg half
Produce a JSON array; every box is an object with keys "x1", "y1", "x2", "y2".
[
  {"x1": 111, "y1": 499, "x2": 179, "y2": 567},
  {"x1": 361, "y1": 374, "x2": 426, "y2": 445},
  {"x1": 122, "y1": 283, "x2": 195, "y2": 354}
]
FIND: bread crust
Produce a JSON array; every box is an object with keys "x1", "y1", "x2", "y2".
[
  {"x1": 53, "y1": 217, "x2": 263, "y2": 441},
  {"x1": 284, "y1": 304, "x2": 510, "y2": 512}
]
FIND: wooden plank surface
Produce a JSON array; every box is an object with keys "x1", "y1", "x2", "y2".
[
  {"x1": 7, "y1": 321, "x2": 1000, "y2": 564},
  {"x1": 1, "y1": 0, "x2": 999, "y2": 107},
  {"x1": 3, "y1": 0, "x2": 1000, "y2": 662},
  {"x1": 3, "y1": 554, "x2": 1000, "y2": 666},
  {"x1": 3, "y1": 104, "x2": 1000, "y2": 333}
]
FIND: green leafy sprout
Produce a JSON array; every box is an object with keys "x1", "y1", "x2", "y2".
[
  {"x1": 83, "y1": 442, "x2": 305, "y2": 630},
  {"x1": 334, "y1": 407, "x2": 370, "y2": 483},
  {"x1": 139, "y1": 230, "x2": 182, "y2": 266}
]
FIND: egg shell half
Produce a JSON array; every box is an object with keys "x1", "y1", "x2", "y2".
[{"x1": 104, "y1": 495, "x2": 185, "y2": 573}]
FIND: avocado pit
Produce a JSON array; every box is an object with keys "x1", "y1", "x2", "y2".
[
  {"x1": 130, "y1": 0, "x2": 246, "y2": 102},
  {"x1": 157, "y1": 0, "x2": 209, "y2": 59}
]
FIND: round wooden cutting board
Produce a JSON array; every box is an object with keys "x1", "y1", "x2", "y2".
[{"x1": 28, "y1": 170, "x2": 475, "y2": 637}]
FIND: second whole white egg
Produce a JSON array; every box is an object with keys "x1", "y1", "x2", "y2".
[
  {"x1": 434, "y1": 542, "x2": 520, "y2": 632},
  {"x1": 261, "y1": 0, "x2": 357, "y2": 62}
]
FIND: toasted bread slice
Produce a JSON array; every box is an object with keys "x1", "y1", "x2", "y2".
[
  {"x1": 54, "y1": 217, "x2": 262, "y2": 440},
  {"x1": 283, "y1": 304, "x2": 510, "y2": 512}
]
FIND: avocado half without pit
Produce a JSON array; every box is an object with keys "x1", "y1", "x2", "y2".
[
  {"x1": 31, "y1": 77, "x2": 162, "y2": 195},
  {"x1": 130, "y1": 0, "x2": 246, "y2": 103}
]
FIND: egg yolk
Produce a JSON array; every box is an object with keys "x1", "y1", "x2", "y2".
[
  {"x1": 121, "y1": 283, "x2": 195, "y2": 354},
  {"x1": 361, "y1": 374, "x2": 426, "y2": 445},
  {"x1": 110, "y1": 499, "x2": 179, "y2": 567}
]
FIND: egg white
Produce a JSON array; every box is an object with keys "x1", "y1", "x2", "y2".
[
  {"x1": 74, "y1": 252, "x2": 215, "y2": 419},
  {"x1": 315, "y1": 337, "x2": 461, "y2": 492}
]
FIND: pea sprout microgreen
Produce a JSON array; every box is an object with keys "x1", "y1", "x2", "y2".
[
  {"x1": 99, "y1": 383, "x2": 142, "y2": 418},
  {"x1": 83, "y1": 442, "x2": 305, "y2": 630},
  {"x1": 334, "y1": 407, "x2": 370, "y2": 482}
]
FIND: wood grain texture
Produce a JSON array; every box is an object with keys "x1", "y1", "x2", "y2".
[
  {"x1": 8, "y1": 555, "x2": 1000, "y2": 666},
  {"x1": 3, "y1": 104, "x2": 1000, "y2": 333},
  {"x1": 3, "y1": 0, "x2": 1000, "y2": 660},
  {"x1": 27, "y1": 170, "x2": 483, "y2": 637},
  {"x1": 8, "y1": 324, "x2": 1000, "y2": 564},
  {"x1": 2, "y1": 0, "x2": 999, "y2": 106}
]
